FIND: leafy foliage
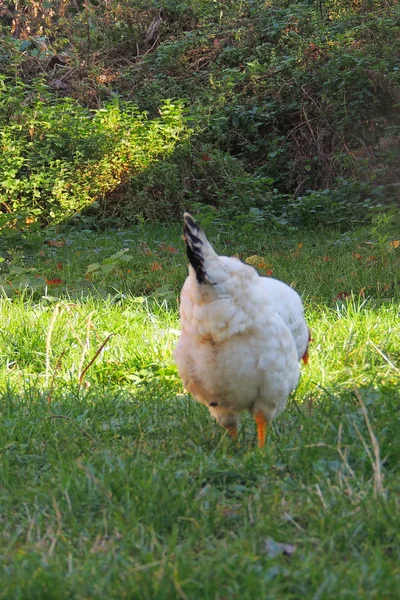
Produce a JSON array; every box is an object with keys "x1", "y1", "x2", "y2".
[
  {"x1": 0, "y1": 0, "x2": 399, "y2": 225},
  {"x1": 0, "y1": 76, "x2": 187, "y2": 232}
]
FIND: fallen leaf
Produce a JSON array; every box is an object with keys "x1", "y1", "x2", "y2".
[
  {"x1": 335, "y1": 291, "x2": 350, "y2": 301},
  {"x1": 265, "y1": 538, "x2": 297, "y2": 558},
  {"x1": 352, "y1": 252, "x2": 363, "y2": 260},
  {"x1": 46, "y1": 278, "x2": 63, "y2": 285},
  {"x1": 140, "y1": 242, "x2": 152, "y2": 256},
  {"x1": 297, "y1": 243, "x2": 303, "y2": 249},
  {"x1": 56, "y1": 262, "x2": 63, "y2": 270},
  {"x1": 245, "y1": 255, "x2": 264, "y2": 265},
  {"x1": 367, "y1": 255, "x2": 377, "y2": 262},
  {"x1": 45, "y1": 240, "x2": 65, "y2": 247},
  {"x1": 160, "y1": 244, "x2": 178, "y2": 253},
  {"x1": 150, "y1": 262, "x2": 162, "y2": 271},
  {"x1": 246, "y1": 255, "x2": 273, "y2": 271},
  {"x1": 322, "y1": 256, "x2": 331, "y2": 262},
  {"x1": 201, "y1": 153, "x2": 211, "y2": 162},
  {"x1": 389, "y1": 240, "x2": 400, "y2": 248}
]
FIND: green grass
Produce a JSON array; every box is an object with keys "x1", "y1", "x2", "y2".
[{"x1": 0, "y1": 221, "x2": 399, "y2": 599}]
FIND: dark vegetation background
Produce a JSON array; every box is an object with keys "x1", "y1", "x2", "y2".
[{"x1": 0, "y1": 0, "x2": 399, "y2": 237}]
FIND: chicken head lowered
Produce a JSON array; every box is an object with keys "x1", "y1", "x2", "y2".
[{"x1": 174, "y1": 213, "x2": 310, "y2": 447}]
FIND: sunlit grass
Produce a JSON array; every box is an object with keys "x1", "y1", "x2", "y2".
[{"x1": 0, "y1": 222, "x2": 399, "y2": 598}]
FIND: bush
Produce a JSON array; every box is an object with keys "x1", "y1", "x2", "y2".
[
  {"x1": 0, "y1": 76, "x2": 188, "y2": 230},
  {"x1": 0, "y1": 0, "x2": 399, "y2": 229},
  {"x1": 102, "y1": 146, "x2": 276, "y2": 223}
]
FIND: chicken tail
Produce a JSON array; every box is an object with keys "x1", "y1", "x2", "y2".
[{"x1": 183, "y1": 212, "x2": 217, "y2": 284}]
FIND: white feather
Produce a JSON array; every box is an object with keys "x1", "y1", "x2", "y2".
[{"x1": 174, "y1": 220, "x2": 309, "y2": 433}]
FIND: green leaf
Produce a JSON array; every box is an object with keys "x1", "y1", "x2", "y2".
[{"x1": 85, "y1": 263, "x2": 101, "y2": 274}]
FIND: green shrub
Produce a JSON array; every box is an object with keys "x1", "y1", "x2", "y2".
[
  {"x1": 0, "y1": 0, "x2": 399, "y2": 229},
  {"x1": 106, "y1": 146, "x2": 276, "y2": 222},
  {"x1": 0, "y1": 76, "x2": 188, "y2": 230}
]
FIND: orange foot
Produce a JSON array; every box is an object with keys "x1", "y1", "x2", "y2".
[
  {"x1": 225, "y1": 424, "x2": 238, "y2": 441},
  {"x1": 254, "y1": 411, "x2": 267, "y2": 448}
]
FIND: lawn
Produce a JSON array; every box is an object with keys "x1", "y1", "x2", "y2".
[{"x1": 0, "y1": 220, "x2": 399, "y2": 599}]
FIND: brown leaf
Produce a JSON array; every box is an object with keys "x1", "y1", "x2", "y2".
[
  {"x1": 201, "y1": 153, "x2": 211, "y2": 162},
  {"x1": 335, "y1": 291, "x2": 349, "y2": 300},
  {"x1": 140, "y1": 242, "x2": 152, "y2": 256},
  {"x1": 46, "y1": 278, "x2": 63, "y2": 285},
  {"x1": 150, "y1": 262, "x2": 162, "y2": 271},
  {"x1": 352, "y1": 252, "x2": 363, "y2": 260},
  {"x1": 389, "y1": 240, "x2": 400, "y2": 248},
  {"x1": 322, "y1": 256, "x2": 331, "y2": 262},
  {"x1": 160, "y1": 244, "x2": 178, "y2": 253},
  {"x1": 56, "y1": 262, "x2": 63, "y2": 270},
  {"x1": 45, "y1": 240, "x2": 65, "y2": 248}
]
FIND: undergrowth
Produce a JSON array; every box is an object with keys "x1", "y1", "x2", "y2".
[{"x1": 0, "y1": 0, "x2": 399, "y2": 229}]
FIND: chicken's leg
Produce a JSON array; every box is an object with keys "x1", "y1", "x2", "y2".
[{"x1": 254, "y1": 411, "x2": 267, "y2": 448}]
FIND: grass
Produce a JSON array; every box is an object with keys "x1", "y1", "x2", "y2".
[{"x1": 0, "y1": 220, "x2": 399, "y2": 599}]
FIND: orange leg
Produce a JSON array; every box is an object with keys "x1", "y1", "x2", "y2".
[
  {"x1": 225, "y1": 424, "x2": 238, "y2": 441},
  {"x1": 254, "y1": 411, "x2": 267, "y2": 448}
]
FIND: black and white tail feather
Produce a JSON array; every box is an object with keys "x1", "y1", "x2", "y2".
[{"x1": 183, "y1": 212, "x2": 217, "y2": 284}]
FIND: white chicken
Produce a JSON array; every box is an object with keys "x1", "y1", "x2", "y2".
[{"x1": 174, "y1": 213, "x2": 310, "y2": 447}]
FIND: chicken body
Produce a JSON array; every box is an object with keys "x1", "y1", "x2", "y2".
[{"x1": 174, "y1": 214, "x2": 309, "y2": 446}]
